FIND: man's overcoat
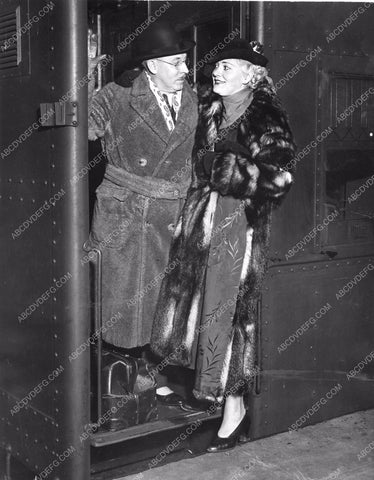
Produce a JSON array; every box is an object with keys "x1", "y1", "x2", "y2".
[{"x1": 88, "y1": 71, "x2": 198, "y2": 348}]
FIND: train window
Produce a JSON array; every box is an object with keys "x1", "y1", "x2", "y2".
[{"x1": 323, "y1": 149, "x2": 374, "y2": 245}]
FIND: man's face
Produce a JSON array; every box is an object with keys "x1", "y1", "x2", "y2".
[
  {"x1": 150, "y1": 53, "x2": 189, "y2": 93},
  {"x1": 212, "y1": 59, "x2": 250, "y2": 96}
]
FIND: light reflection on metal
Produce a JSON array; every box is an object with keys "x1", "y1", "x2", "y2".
[
  {"x1": 97, "y1": 13, "x2": 102, "y2": 91},
  {"x1": 251, "y1": 1, "x2": 265, "y2": 44}
]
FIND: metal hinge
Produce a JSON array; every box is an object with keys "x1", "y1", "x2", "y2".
[{"x1": 39, "y1": 101, "x2": 78, "y2": 127}]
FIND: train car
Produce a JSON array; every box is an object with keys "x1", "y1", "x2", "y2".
[{"x1": 0, "y1": 1, "x2": 373, "y2": 478}]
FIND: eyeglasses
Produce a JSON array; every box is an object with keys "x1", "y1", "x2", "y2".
[{"x1": 157, "y1": 57, "x2": 190, "y2": 69}]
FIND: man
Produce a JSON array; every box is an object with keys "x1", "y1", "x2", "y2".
[{"x1": 87, "y1": 21, "x2": 198, "y2": 409}]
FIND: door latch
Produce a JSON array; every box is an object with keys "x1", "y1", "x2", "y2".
[{"x1": 39, "y1": 102, "x2": 78, "y2": 127}]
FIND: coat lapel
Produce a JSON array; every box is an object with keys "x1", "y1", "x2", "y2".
[
  {"x1": 129, "y1": 71, "x2": 171, "y2": 144},
  {"x1": 152, "y1": 83, "x2": 198, "y2": 176}
]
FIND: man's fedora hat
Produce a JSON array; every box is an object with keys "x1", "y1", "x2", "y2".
[
  {"x1": 208, "y1": 39, "x2": 268, "y2": 67},
  {"x1": 133, "y1": 21, "x2": 195, "y2": 63}
]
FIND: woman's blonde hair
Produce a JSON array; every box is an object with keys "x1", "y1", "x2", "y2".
[{"x1": 238, "y1": 59, "x2": 268, "y2": 89}]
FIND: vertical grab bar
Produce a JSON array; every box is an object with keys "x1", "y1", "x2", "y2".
[
  {"x1": 89, "y1": 248, "x2": 103, "y2": 423},
  {"x1": 255, "y1": 296, "x2": 262, "y2": 395}
]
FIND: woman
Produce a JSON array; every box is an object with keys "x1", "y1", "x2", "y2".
[{"x1": 151, "y1": 39, "x2": 296, "y2": 451}]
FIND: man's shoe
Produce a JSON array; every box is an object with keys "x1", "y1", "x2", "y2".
[
  {"x1": 180, "y1": 397, "x2": 217, "y2": 413},
  {"x1": 156, "y1": 392, "x2": 184, "y2": 407},
  {"x1": 207, "y1": 413, "x2": 251, "y2": 453}
]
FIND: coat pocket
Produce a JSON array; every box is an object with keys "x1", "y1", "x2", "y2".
[{"x1": 90, "y1": 184, "x2": 135, "y2": 249}]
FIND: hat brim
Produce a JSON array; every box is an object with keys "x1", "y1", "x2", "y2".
[
  {"x1": 202, "y1": 48, "x2": 268, "y2": 79},
  {"x1": 134, "y1": 39, "x2": 195, "y2": 63},
  {"x1": 207, "y1": 48, "x2": 268, "y2": 66}
]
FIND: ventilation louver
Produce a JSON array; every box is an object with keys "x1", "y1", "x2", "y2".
[{"x1": 0, "y1": 6, "x2": 21, "y2": 70}]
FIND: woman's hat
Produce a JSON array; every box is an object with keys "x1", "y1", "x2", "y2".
[
  {"x1": 132, "y1": 21, "x2": 195, "y2": 63},
  {"x1": 207, "y1": 39, "x2": 268, "y2": 67}
]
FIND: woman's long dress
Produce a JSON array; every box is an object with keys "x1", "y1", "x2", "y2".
[{"x1": 193, "y1": 126, "x2": 251, "y2": 402}]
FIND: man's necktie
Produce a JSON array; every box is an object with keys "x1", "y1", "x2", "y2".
[{"x1": 162, "y1": 94, "x2": 176, "y2": 124}]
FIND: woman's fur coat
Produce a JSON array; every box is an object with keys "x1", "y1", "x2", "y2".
[{"x1": 151, "y1": 79, "x2": 296, "y2": 397}]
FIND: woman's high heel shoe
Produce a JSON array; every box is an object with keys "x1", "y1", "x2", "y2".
[{"x1": 207, "y1": 413, "x2": 251, "y2": 453}]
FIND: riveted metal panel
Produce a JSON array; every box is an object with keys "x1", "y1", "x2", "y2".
[
  {"x1": 270, "y1": 2, "x2": 374, "y2": 57},
  {"x1": 0, "y1": 0, "x2": 90, "y2": 478},
  {"x1": 250, "y1": 258, "x2": 374, "y2": 439},
  {"x1": 266, "y1": 2, "x2": 374, "y2": 264}
]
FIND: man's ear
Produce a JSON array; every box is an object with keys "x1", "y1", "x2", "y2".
[{"x1": 145, "y1": 59, "x2": 157, "y2": 75}]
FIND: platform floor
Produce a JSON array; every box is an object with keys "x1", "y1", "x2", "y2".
[{"x1": 119, "y1": 409, "x2": 374, "y2": 480}]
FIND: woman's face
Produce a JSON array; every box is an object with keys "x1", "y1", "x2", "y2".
[{"x1": 212, "y1": 59, "x2": 251, "y2": 96}]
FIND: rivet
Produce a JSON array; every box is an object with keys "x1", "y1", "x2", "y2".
[
  {"x1": 20, "y1": 197, "x2": 23, "y2": 202},
  {"x1": 32, "y1": 179, "x2": 35, "y2": 184},
  {"x1": 44, "y1": 180, "x2": 48, "y2": 185},
  {"x1": 19, "y1": 178, "x2": 23, "y2": 183},
  {"x1": 50, "y1": 45, "x2": 54, "y2": 51},
  {"x1": 54, "y1": 333, "x2": 58, "y2": 339},
  {"x1": 52, "y1": 182, "x2": 56, "y2": 187},
  {"x1": 53, "y1": 240, "x2": 57, "y2": 245},
  {"x1": 32, "y1": 199, "x2": 36, "y2": 203},
  {"x1": 51, "y1": 86, "x2": 55, "y2": 91}
]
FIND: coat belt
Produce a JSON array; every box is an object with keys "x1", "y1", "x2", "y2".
[{"x1": 104, "y1": 164, "x2": 189, "y2": 199}]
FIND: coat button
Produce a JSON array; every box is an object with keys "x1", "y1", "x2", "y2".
[
  {"x1": 167, "y1": 223, "x2": 175, "y2": 232},
  {"x1": 138, "y1": 158, "x2": 147, "y2": 167}
]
